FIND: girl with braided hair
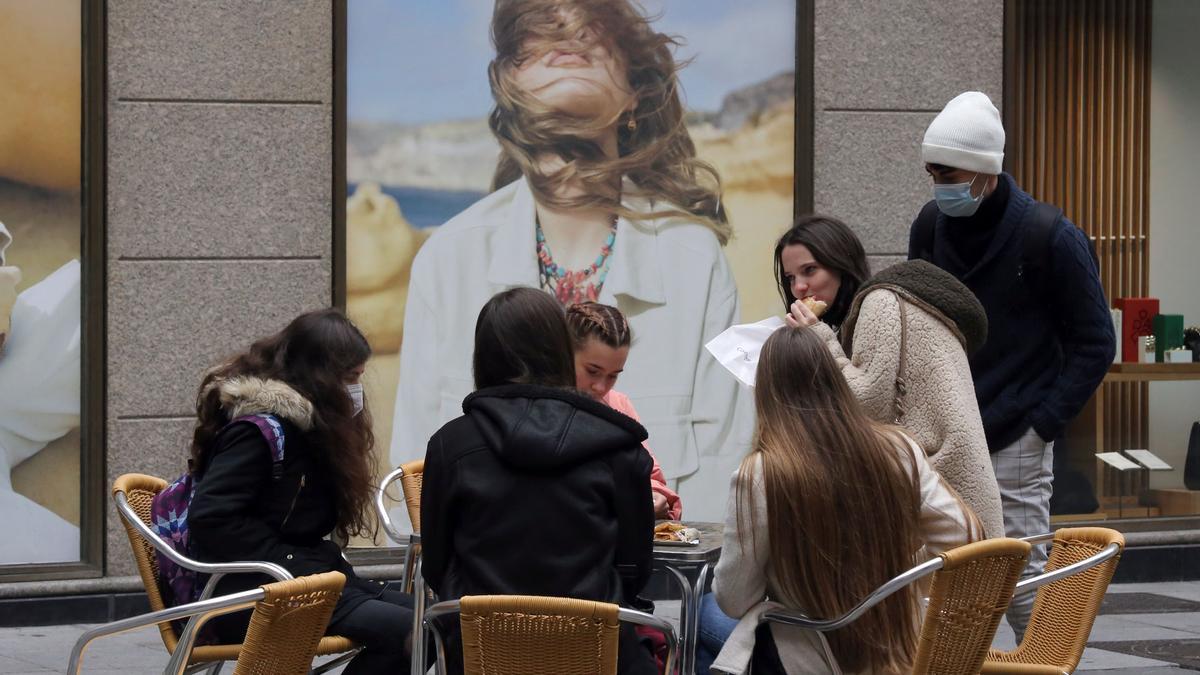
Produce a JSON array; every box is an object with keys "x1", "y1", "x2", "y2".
[{"x1": 567, "y1": 301, "x2": 681, "y2": 520}]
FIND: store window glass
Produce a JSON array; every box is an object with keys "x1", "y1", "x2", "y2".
[
  {"x1": 1006, "y1": 0, "x2": 1200, "y2": 523},
  {"x1": 0, "y1": 0, "x2": 95, "y2": 572}
]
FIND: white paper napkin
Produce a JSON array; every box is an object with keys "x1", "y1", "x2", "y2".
[{"x1": 704, "y1": 315, "x2": 786, "y2": 387}]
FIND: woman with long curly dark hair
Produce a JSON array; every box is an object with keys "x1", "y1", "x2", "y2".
[
  {"x1": 393, "y1": 0, "x2": 751, "y2": 524},
  {"x1": 187, "y1": 309, "x2": 412, "y2": 675}
]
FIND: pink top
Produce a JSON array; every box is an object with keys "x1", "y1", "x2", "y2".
[{"x1": 602, "y1": 390, "x2": 684, "y2": 520}]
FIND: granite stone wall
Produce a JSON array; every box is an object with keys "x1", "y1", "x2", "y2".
[
  {"x1": 811, "y1": 0, "x2": 1003, "y2": 274},
  {"x1": 104, "y1": 0, "x2": 334, "y2": 575}
]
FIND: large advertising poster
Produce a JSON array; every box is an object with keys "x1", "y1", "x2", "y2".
[
  {"x1": 348, "y1": 0, "x2": 794, "y2": 524},
  {"x1": 0, "y1": 1, "x2": 83, "y2": 565}
]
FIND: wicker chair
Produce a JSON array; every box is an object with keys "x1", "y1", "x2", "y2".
[
  {"x1": 760, "y1": 538, "x2": 1031, "y2": 675},
  {"x1": 423, "y1": 595, "x2": 679, "y2": 675},
  {"x1": 981, "y1": 527, "x2": 1125, "y2": 675},
  {"x1": 912, "y1": 538, "x2": 1032, "y2": 674},
  {"x1": 376, "y1": 459, "x2": 425, "y2": 593},
  {"x1": 111, "y1": 473, "x2": 358, "y2": 674},
  {"x1": 376, "y1": 459, "x2": 430, "y2": 675},
  {"x1": 70, "y1": 571, "x2": 346, "y2": 675}
]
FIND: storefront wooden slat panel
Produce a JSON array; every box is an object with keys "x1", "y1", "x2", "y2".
[{"x1": 1006, "y1": 0, "x2": 1151, "y2": 498}]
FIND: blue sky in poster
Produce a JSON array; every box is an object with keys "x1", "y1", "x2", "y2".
[{"x1": 348, "y1": 0, "x2": 795, "y2": 125}]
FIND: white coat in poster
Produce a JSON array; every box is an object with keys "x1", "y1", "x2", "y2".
[
  {"x1": 0, "y1": 221, "x2": 80, "y2": 564},
  {"x1": 347, "y1": 0, "x2": 795, "y2": 526}
]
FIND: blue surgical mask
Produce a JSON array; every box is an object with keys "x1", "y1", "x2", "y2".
[
  {"x1": 932, "y1": 174, "x2": 984, "y2": 217},
  {"x1": 346, "y1": 383, "x2": 364, "y2": 417}
]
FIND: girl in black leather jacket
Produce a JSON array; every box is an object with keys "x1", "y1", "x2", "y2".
[{"x1": 422, "y1": 288, "x2": 658, "y2": 675}]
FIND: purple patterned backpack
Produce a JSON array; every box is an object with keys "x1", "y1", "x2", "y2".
[{"x1": 150, "y1": 414, "x2": 288, "y2": 612}]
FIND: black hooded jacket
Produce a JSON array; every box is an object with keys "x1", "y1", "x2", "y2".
[
  {"x1": 420, "y1": 384, "x2": 655, "y2": 607},
  {"x1": 186, "y1": 376, "x2": 385, "y2": 639}
]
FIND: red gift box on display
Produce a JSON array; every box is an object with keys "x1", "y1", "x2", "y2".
[{"x1": 1114, "y1": 297, "x2": 1160, "y2": 362}]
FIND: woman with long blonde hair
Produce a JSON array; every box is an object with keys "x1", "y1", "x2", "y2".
[
  {"x1": 711, "y1": 326, "x2": 978, "y2": 675},
  {"x1": 392, "y1": 0, "x2": 751, "y2": 521}
]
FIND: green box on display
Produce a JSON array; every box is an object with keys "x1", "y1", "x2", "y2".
[{"x1": 1153, "y1": 314, "x2": 1184, "y2": 362}]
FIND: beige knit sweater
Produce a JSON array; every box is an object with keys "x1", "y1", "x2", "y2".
[{"x1": 811, "y1": 288, "x2": 1005, "y2": 539}]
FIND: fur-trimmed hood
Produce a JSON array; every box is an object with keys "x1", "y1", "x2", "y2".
[
  {"x1": 842, "y1": 259, "x2": 988, "y2": 357},
  {"x1": 207, "y1": 376, "x2": 314, "y2": 430}
]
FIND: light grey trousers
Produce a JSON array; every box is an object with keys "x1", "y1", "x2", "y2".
[{"x1": 990, "y1": 427, "x2": 1055, "y2": 642}]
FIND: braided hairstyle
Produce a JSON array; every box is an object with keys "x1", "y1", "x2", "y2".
[{"x1": 566, "y1": 302, "x2": 632, "y2": 350}]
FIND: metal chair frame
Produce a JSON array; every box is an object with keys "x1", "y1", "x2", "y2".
[
  {"x1": 423, "y1": 598, "x2": 680, "y2": 675},
  {"x1": 112, "y1": 479, "x2": 359, "y2": 675},
  {"x1": 1011, "y1": 532, "x2": 1122, "y2": 597},
  {"x1": 70, "y1": 587, "x2": 266, "y2": 675},
  {"x1": 758, "y1": 533, "x2": 1120, "y2": 633},
  {"x1": 376, "y1": 464, "x2": 420, "y2": 593},
  {"x1": 375, "y1": 463, "x2": 431, "y2": 675},
  {"x1": 977, "y1": 530, "x2": 1126, "y2": 675},
  {"x1": 759, "y1": 555, "x2": 946, "y2": 631},
  {"x1": 760, "y1": 538, "x2": 1032, "y2": 675},
  {"x1": 758, "y1": 533, "x2": 1121, "y2": 675}
]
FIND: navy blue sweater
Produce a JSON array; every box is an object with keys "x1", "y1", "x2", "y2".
[{"x1": 908, "y1": 173, "x2": 1115, "y2": 451}]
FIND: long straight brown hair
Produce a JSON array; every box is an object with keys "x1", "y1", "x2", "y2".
[
  {"x1": 742, "y1": 326, "x2": 928, "y2": 673},
  {"x1": 487, "y1": 0, "x2": 730, "y2": 244}
]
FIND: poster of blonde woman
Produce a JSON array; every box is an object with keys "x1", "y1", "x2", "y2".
[
  {"x1": 347, "y1": 0, "x2": 795, "y2": 522},
  {"x1": 0, "y1": 1, "x2": 83, "y2": 566}
]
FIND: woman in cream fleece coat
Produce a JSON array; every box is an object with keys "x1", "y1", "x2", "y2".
[{"x1": 791, "y1": 259, "x2": 1004, "y2": 538}]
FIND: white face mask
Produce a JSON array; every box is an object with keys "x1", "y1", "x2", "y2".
[{"x1": 346, "y1": 383, "x2": 364, "y2": 417}]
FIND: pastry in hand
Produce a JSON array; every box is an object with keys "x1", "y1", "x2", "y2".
[{"x1": 801, "y1": 296, "x2": 828, "y2": 317}]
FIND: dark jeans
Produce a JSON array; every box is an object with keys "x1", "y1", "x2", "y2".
[
  {"x1": 750, "y1": 623, "x2": 787, "y2": 675},
  {"x1": 620, "y1": 623, "x2": 661, "y2": 675},
  {"x1": 213, "y1": 586, "x2": 414, "y2": 675},
  {"x1": 325, "y1": 588, "x2": 416, "y2": 675}
]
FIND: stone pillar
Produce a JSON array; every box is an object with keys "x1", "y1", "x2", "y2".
[
  {"x1": 811, "y1": 0, "x2": 1002, "y2": 273},
  {"x1": 104, "y1": 1, "x2": 334, "y2": 574}
]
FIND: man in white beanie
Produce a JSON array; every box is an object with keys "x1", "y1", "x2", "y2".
[{"x1": 908, "y1": 91, "x2": 1115, "y2": 640}]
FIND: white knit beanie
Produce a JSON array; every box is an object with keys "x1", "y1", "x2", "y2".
[{"x1": 921, "y1": 91, "x2": 1005, "y2": 174}]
